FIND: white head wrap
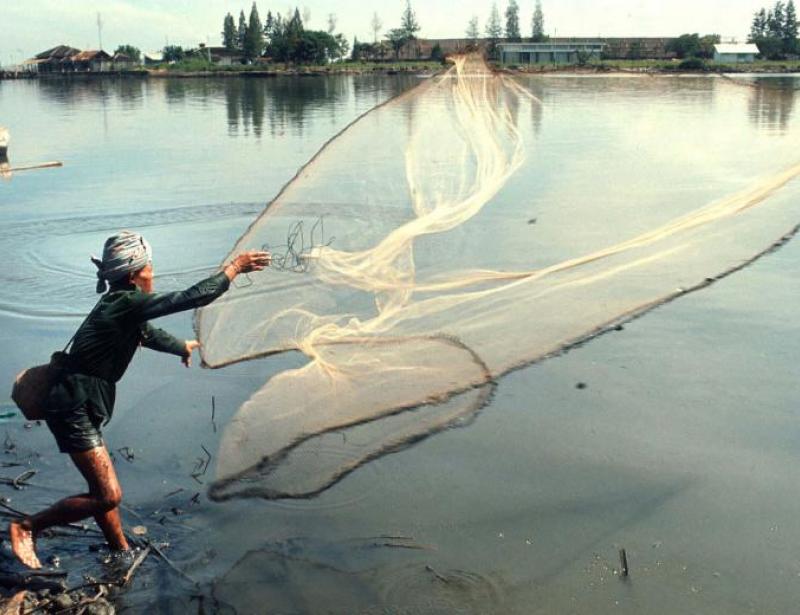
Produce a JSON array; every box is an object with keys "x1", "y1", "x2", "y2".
[{"x1": 91, "y1": 231, "x2": 152, "y2": 293}]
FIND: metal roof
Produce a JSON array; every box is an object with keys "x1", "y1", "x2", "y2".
[
  {"x1": 70, "y1": 50, "x2": 112, "y2": 61},
  {"x1": 34, "y1": 45, "x2": 80, "y2": 60},
  {"x1": 714, "y1": 44, "x2": 759, "y2": 54}
]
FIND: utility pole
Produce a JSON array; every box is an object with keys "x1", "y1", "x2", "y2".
[{"x1": 96, "y1": 12, "x2": 104, "y2": 50}]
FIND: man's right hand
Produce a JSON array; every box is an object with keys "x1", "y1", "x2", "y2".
[{"x1": 225, "y1": 251, "x2": 271, "y2": 280}]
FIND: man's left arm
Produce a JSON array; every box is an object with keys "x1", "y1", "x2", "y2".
[{"x1": 140, "y1": 322, "x2": 196, "y2": 366}]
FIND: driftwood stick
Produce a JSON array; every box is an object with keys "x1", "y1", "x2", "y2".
[
  {"x1": 121, "y1": 546, "x2": 151, "y2": 586},
  {"x1": 424, "y1": 564, "x2": 450, "y2": 584},
  {"x1": 12, "y1": 469, "x2": 36, "y2": 490},
  {"x1": 6, "y1": 161, "x2": 63, "y2": 173}
]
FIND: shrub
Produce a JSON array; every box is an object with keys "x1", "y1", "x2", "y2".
[{"x1": 678, "y1": 57, "x2": 706, "y2": 70}]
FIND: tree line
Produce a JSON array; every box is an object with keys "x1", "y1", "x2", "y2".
[
  {"x1": 352, "y1": 1, "x2": 420, "y2": 61},
  {"x1": 221, "y1": 2, "x2": 349, "y2": 64},
  {"x1": 465, "y1": 1, "x2": 547, "y2": 58},
  {"x1": 155, "y1": 0, "x2": 798, "y2": 68},
  {"x1": 749, "y1": 0, "x2": 799, "y2": 58}
]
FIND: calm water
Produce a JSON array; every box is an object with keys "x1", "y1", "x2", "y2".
[{"x1": 0, "y1": 73, "x2": 799, "y2": 613}]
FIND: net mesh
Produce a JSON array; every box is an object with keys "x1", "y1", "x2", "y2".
[{"x1": 196, "y1": 55, "x2": 800, "y2": 500}]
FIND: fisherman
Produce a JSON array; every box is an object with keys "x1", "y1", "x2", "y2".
[{"x1": 9, "y1": 231, "x2": 270, "y2": 568}]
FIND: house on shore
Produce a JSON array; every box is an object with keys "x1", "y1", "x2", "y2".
[
  {"x1": 713, "y1": 43, "x2": 759, "y2": 63},
  {"x1": 499, "y1": 41, "x2": 605, "y2": 65},
  {"x1": 143, "y1": 52, "x2": 164, "y2": 66},
  {"x1": 394, "y1": 37, "x2": 673, "y2": 61},
  {"x1": 24, "y1": 46, "x2": 136, "y2": 73},
  {"x1": 23, "y1": 45, "x2": 81, "y2": 73},
  {"x1": 197, "y1": 45, "x2": 244, "y2": 66},
  {"x1": 111, "y1": 52, "x2": 136, "y2": 71},
  {"x1": 67, "y1": 50, "x2": 113, "y2": 72}
]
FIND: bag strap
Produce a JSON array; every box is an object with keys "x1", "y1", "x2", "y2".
[{"x1": 62, "y1": 297, "x2": 105, "y2": 352}]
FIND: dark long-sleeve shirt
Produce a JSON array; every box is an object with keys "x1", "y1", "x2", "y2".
[{"x1": 45, "y1": 271, "x2": 230, "y2": 424}]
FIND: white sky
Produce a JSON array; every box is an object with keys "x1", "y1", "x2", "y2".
[{"x1": 1, "y1": 0, "x2": 767, "y2": 65}]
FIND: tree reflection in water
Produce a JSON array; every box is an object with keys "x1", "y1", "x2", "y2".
[{"x1": 747, "y1": 77, "x2": 798, "y2": 134}]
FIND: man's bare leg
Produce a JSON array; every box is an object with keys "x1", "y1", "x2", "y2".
[
  {"x1": 9, "y1": 446, "x2": 127, "y2": 568},
  {"x1": 71, "y1": 447, "x2": 128, "y2": 551}
]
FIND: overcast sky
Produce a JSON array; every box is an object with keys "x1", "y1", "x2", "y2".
[{"x1": 2, "y1": 0, "x2": 768, "y2": 65}]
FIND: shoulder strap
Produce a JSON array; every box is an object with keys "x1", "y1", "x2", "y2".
[{"x1": 63, "y1": 297, "x2": 105, "y2": 352}]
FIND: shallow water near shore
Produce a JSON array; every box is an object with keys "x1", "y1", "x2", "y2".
[{"x1": 0, "y1": 73, "x2": 799, "y2": 613}]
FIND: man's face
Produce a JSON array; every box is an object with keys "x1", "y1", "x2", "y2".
[{"x1": 131, "y1": 263, "x2": 154, "y2": 293}]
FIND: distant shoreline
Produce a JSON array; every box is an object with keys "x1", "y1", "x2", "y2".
[{"x1": 2, "y1": 60, "x2": 800, "y2": 80}]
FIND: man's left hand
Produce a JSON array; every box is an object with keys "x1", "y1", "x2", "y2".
[{"x1": 182, "y1": 340, "x2": 201, "y2": 367}]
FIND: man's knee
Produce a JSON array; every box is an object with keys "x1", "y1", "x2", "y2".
[{"x1": 98, "y1": 487, "x2": 122, "y2": 511}]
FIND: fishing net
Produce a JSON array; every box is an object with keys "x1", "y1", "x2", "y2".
[{"x1": 195, "y1": 56, "x2": 800, "y2": 500}]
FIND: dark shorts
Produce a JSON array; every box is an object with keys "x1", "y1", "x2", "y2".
[{"x1": 45, "y1": 405, "x2": 104, "y2": 454}]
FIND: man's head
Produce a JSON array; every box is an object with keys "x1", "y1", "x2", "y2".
[{"x1": 91, "y1": 231, "x2": 153, "y2": 293}]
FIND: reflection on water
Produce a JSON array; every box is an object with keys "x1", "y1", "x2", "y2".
[
  {"x1": 36, "y1": 76, "x2": 146, "y2": 109},
  {"x1": 747, "y1": 78, "x2": 797, "y2": 133}
]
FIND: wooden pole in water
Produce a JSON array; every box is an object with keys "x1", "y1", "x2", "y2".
[
  {"x1": 5, "y1": 161, "x2": 63, "y2": 173},
  {"x1": 619, "y1": 548, "x2": 629, "y2": 578}
]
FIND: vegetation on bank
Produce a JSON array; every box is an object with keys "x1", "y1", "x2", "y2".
[
  {"x1": 141, "y1": 57, "x2": 800, "y2": 76},
  {"x1": 506, "y1": 58, "x2": 800, "y2": 73},
  {"x1": 147, "y1": 58, "x2": 444, "y2": 74}
]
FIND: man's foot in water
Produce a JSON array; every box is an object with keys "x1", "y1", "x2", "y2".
[{"x1": 9, "y1": 520, "x2": 42, "y2": 569}]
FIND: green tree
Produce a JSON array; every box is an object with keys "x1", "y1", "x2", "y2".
[
  {"x1": 430, "y1": 42, "x2": 445, "y2": 62},
  {"x1": 387, "y1": 28, "x2": 408, "y2": 59},
  {"x1": 162, "y1": 45, "x2": 184, "y2": 62},
  {"x1": 401, "y1": 0, "x2": 421, "y2": 40},
  {"x1": 294, "y1": 30, "x2": 340, "y2": 64},
  {"x1": 237, "y1": 10, "x2": 248, "y2": 51},
  {"x1": 485, "y1": 2, "x2": 503, "y2": 58},
  {"x1": 575, "y1": 49, "x2": 591, "y2": 66},
  {"x1": 243, "y1": 2, "x2": 264, "y2": 60},
  {"x1": 750, "y1": 8, "x2": 768, "y2": 40},
  {"x1": 114, "y1": 44, "x2": 140, "y2": 62},
  {"x1": 784, "y1": 0, "x2": 798, "y2": 53},
  {"x1": 531, "y1": 0, "x2": 546, "y2": 42},
  {"x1": 351, "y1": 36, "x2": 362, "y2": 61},
  {"x1": 287, "y1": 8, "x2": 304, "y2": 39},
  {"x1": 767, "y1": 2, "x2": 785, "y2": 37},
  {"x1": 505, "y1": 0, "x2": 521, "y2": 41},
  {"x1": 755, "y1": 36, "x2": 785, "y2": 58},
  {"x1": 263, "y1": 10, "x2": 275, "y2": 45},
  {"x1": 697, "y1": 34, "x2": 720, "y2": 59},
  {"x1": 334, "y1": 33, "x2": 349, "y2": 60},
  {"x1": 466, "y1": 16, "x2": 480, "y2": 44},
  {"x1": 667, "y1": 33, "x2": 701, "y2": 58},
  {"x1": 222, "y1": 13, "x2": 236, "y2": 50}
]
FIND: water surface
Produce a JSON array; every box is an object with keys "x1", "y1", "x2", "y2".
[{"x1": 0, "y1": 73, "x2": 798, "y2": 613}]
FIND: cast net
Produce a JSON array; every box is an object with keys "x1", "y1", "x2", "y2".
[{"x1": 196, "y1": 55, "x2": 800, "y2": 500}]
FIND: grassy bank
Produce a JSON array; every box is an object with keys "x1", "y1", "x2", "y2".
[
  {"x1": 506, "y1": 58, "x2": 800, "y2": 73},
  {"x1": 148, "y1": 58, "x2": 444, "y2": 76}
]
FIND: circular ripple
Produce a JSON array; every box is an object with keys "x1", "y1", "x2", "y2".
[{"x1": 378, "y1": 562, "x2": 506, "y2": 613}]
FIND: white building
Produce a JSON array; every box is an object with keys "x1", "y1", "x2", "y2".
[
  {"x1": 498, "y1": 42, "x2": 606, "y2": 65},
  {"x1": 713, "y1": 43, "x2": 759, "y2": 63}
]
